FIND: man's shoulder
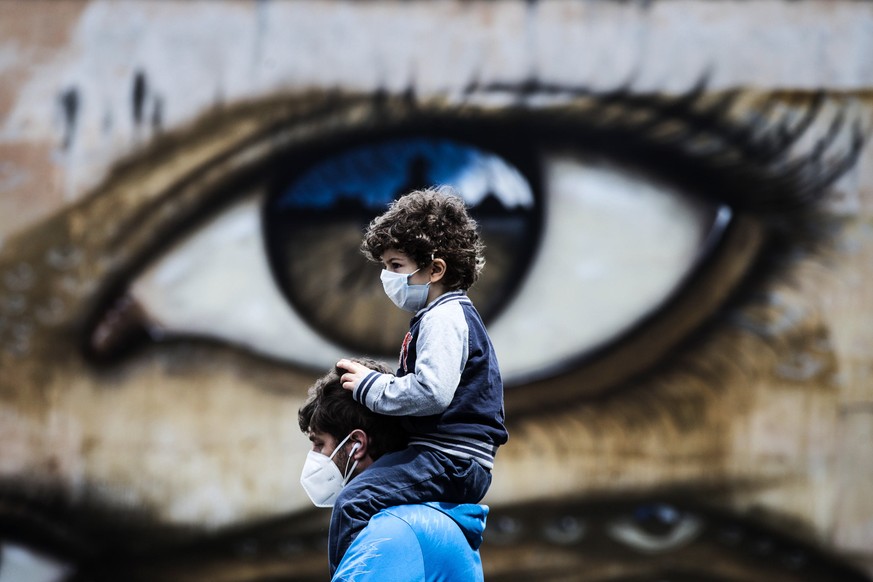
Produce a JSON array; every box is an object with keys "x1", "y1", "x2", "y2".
[
  {"x1": 332, "y1": 510, "x2": 425, "y2": 582},
  {"x1": 333, "y1": 503, "x2": 486, "y2": 581},
  {"x1": 373, "y1": 503, "x2": 487, "y2": 555},
  {"x1": 381, "y1": 502, "x2": 486, "y2": 528}
]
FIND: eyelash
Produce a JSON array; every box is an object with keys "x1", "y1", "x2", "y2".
[
  {"x1": 451, "y1": 80, "x2": 865, "y2": 216},
  {"x1": 80, "y1": 84, "x2": 864, "y2": 369}
]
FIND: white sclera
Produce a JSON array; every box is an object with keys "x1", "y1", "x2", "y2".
[
  {"x1": 131, "y1": 195, "x2": 348, "y2": 366},
  {"x1": 487, "y1": 154, "x2": 721, "y2": 381}
]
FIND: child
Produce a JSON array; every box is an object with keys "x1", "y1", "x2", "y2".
[{"x1": 332, "y1": 185, "x2": 508, "y2": 574}]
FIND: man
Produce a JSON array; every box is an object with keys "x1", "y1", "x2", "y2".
[{"x1": 298, "y1": 359, "x2": 487, "y2": 581}]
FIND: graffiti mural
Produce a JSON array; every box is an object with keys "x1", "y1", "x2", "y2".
[{"x1": 1, "y1": 1, "x2": 872, "y2": 580}]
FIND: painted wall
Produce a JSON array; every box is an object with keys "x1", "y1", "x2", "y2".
[{"x1": 1, "y1": 1, "x2": 872, "y2": 580}]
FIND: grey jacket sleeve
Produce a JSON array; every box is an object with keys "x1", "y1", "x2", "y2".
[{"x1": 353, "y1": 303, "x2": 469, "y2": 416}]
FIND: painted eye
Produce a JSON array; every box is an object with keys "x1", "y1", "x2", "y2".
[
  {"x1": 93, "y1": 90, "x2": 856, "y2": 400},
  {"x1": 0, "y1": 542, "x2": 71, "y2": 582},
  {"x1": 541, "y1": 515, "x2": 587, "y2": 545},
  {"x1": 606, "y1": 503, "x2": 703, "y2": 554},
  {"x1": 123, "y1": 132, "x2": 721, "y2": 381}
]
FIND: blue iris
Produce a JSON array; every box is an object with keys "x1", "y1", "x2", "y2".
[{"x1": 275, "y1": 138, "x2": 488, "y2": 210}]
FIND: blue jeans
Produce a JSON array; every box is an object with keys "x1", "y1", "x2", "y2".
[{"x1": 328, "y1": 445, "x2": 492, "y2": 575}]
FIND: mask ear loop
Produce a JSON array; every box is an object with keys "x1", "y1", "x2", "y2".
[
  {"x1": 341, "y1": 442, "x2": 360, "y2": 485},
  {"x1": 328, "y1": 433, "x2": 355, "y2": 461}
]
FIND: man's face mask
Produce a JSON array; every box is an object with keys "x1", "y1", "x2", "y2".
[
  {"x1": 299, "y1": 433, "x2": 360, "y2": 508},
  {"x1": 381, "y1": 268, "x2": 430, "y2": 313}
]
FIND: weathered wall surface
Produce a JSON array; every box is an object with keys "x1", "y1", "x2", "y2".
[{"x1": 1, "y1": 1, "x2": 871, "y2": 580}]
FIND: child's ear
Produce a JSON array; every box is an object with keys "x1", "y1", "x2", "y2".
[{"x1": 430, "y1": 258, "x2": 447, "y2": 283}]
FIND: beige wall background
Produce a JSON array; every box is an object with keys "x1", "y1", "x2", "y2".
[{"x1": 1, "y1": 1, "x2": 872, "y2": 580}]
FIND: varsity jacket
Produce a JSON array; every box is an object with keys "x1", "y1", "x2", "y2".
[{"x1": 353, "y1": 291, "x2": 508, "y2": 469}]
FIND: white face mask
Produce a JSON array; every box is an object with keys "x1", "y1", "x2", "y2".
[
  {"x1": 381, "y1": 268, "x2": 430, "y2": 313},
  {"x1": 300, "y1": 433, "x2": 360, "y2": 508}
]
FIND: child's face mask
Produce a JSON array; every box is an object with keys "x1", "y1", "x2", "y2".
[
  {"x1": 299, "y1": 433, "x2": 360, "y2": 508},
  {"x1": 380, "y1": 268, "x2": 430, "y2": 313}
]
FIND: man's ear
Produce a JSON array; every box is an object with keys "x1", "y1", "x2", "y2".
[
  {"x1": 429, "y1": 258, "x2": 447, "y2": 284},
  {"x1": 349, "y1": 428, "x2": 369, "y2": 461}
]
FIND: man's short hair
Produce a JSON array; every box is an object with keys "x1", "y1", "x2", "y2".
[
  {"x1": 298, "y1": 358, "x2": 407, "y2": 459},
  {"x1": 361, "y1": 186, "x2": 486, "y2": 291}
]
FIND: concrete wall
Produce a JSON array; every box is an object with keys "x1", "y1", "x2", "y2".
[{"x1": 1, "y1": 1, "x2": 871, "y2": 579}]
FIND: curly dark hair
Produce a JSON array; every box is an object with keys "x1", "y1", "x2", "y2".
[
  {"x1": 298, "y1": 358, "x2": 408, "y2": 460},
  {"x1": 361, "y1": 186, "x2": 485, "y2": 291}
]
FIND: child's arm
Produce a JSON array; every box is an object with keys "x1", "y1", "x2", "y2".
[{"x1": 337, "y1": 309, "x2": 468, "y2": 416}]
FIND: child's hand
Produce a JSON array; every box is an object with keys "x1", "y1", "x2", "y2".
[{"x1": 336, "y1": 359, "x2": 372, "y2": 391}]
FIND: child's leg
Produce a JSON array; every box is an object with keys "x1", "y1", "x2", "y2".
[
  {"x1": 459, "y1": 457, "x2": 493, "y2": 503},
  {"x1": 328, "y1": 446, "x2": 462, "y2": 574}
]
